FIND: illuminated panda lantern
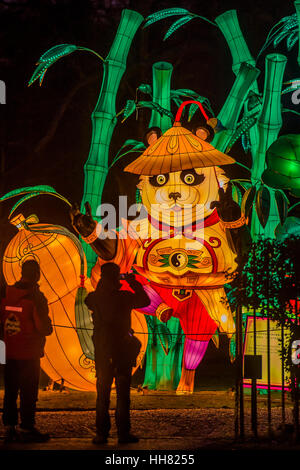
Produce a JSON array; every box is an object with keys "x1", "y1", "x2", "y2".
[{"x1": 79, "y1": 101, "x2": 245, "y2": 393}]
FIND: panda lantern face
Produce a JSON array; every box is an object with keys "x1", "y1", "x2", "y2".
[
  {"x1": 138, "y1": 166, "x2": 227, "y2": 226},
  {"x1": 124, "y1": 101, "x2": 235, "y2": 227}
]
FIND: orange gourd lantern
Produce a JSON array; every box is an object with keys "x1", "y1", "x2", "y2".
[{"x1": 3, "y1": 213, "x2": 148, "y2": 391}]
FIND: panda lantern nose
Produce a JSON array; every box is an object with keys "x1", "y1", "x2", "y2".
[{"x1": 169, "y1": 192, "x2": 181, "y2": 201}]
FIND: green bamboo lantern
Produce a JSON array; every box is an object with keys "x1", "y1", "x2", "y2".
[
  {"x1": 254, "y1": 54, "x2": 287, "y2": 179},
  {"x1": 81, "y1": 9, "x2": 143, "y2": 272},
  {"x1": 251, "y1": 54, "x2": 287, "y2": 239},
  {"x1": 215, "y1": 9, "x2": 260, "y2": 165},
  {"x1": 215, "y1": 10, "x2": 256, "y2": 74},
  {"x1": 211, "y1": 62, "x2": 260, "y2": 152},
  {"x1": 27, "y1": 9, "x2": 143, "y2": 273},
  {"x1": 142, "y1": 61, "x2": 184, "y2": 391},
  {"x1": 215, "y1": 15, "x2": 288, "y2": 239},
  {"x1": 149, "y1": 62, "x2": 173, "y2": 132},
  {"x1": 213, "y1": 15, "x2": 288, "y2": 239}
]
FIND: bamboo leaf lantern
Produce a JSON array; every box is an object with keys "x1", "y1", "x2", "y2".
[
  {"x1": 275, "y1": 190, "x2": 289, "y2": 226},
  {"x1": 28, "y1": 44, "x2": 104, "y2": 86},
  {"x1": 241, "y1": 186, "x2": 257, "y2": 218},
  {"x1": 275, "y1": 217, "x2": 300, "y2": 239},
  {"x1": 163, "y1": 16, "x2": 194, "y2": 40},
  {"x1": 255, "y1": 186, "x2": 271, "y2": 229}
]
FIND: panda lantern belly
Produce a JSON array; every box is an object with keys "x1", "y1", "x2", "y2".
[{"x1": 134, "y1": 222, "x2": 237, "y2": 288}]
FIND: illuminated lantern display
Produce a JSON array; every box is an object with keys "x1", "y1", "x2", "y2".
[
  {"x1": 2, "y1": 212, "x2": 148, "y2": 391},
  {"x1": 84, "y1": 101, "x2": 239, "y2": 393},
  {"x1": 2, "y1": 3, "x2": 299, "y2": 399}
]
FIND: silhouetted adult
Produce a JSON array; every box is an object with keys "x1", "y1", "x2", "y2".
[
  {"x1": 85, "y1": 262, "x2": 150, "y2": 444},
  {"x1": 0, "y1": 260, "x2": 52, "y2": 443}
]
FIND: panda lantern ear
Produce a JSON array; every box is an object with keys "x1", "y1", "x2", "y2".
[
  {"x1": 143, "y1": 127, "x2": 162, "y2": 147},
  {"x1": 194, "y1": 127, "x2": 210, "y2": 141},
  {"x1": 194, "y1": 125, "x2": 214, "y2": 143}
]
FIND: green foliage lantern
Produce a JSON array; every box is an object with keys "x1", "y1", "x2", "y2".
[
  {"x1": 275, "y1": 217, "x2": 300, "y2": 240},
  {"x1": 262, "y1": 135, "x2": 300, "y2": 197}
]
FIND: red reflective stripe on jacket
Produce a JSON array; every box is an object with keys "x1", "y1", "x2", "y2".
[{"x1": 5, "y1": 306, "x2": 23, "y2": 312}]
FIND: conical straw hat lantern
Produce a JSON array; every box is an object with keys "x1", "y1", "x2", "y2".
[{"x1": 124, "y1": 100, "x2": 235, "y2": 176}]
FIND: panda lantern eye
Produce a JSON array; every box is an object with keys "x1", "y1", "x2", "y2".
[
  {"x1": 184, "y1": 173, "x2": 195, "y2": 184},
  {"x1": 149, "y1": 174, "x2": 169, "y2": 187},
  {"x1": 180, "y1": 170, "x2": 205, "y2": 186}
]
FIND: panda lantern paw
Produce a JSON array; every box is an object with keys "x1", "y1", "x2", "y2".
[
  {"x1": 70, "y1": 202, "x2": 96, "y2": 237},
  {"x1": 210, "y1": 182, "x2": 241, "y2": 223}
]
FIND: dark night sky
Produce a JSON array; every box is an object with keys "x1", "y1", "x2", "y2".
[{"x1": 0, "y1": 0, "x2": 299, "y2": 247}]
